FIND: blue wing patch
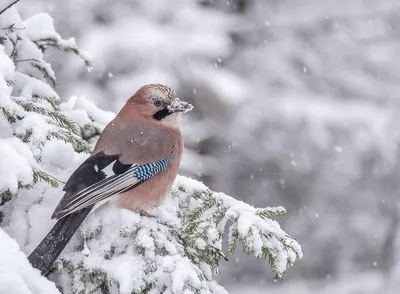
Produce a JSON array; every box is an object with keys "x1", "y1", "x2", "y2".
[
  {"x1": 54, "y1": 155, "x2": 173, "y2": 219},
  {"x1": 133, "y1": 156, "x2": 172, "y2": 181}
]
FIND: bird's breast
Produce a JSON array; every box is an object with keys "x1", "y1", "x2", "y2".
[{"x1": 116, "y1": 154, "x2": 181, "y2": 212}]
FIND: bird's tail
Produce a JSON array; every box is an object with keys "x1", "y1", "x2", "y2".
[{"x1": 28, "y1": 207, "x2": 92, "y2": 276}]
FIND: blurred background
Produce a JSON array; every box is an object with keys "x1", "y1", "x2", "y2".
[{"x1": 15, "y1": 0, "x2": 400, "y2": 293}]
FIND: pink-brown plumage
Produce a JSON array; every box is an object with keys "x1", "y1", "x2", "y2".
[
  {"x1": 92, "y1": 84, "x2": 185, "y2": 211},
  {"x1": 118, "y1": 127, "x2": 183, "y2": 211}
]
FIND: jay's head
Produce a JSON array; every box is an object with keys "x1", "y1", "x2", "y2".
[{"x1": 129, "y1": 84, "x2": 193, "y2": 128}]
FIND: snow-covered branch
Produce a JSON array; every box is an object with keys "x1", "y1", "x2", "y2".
[
  {"x1": 52, "y1": 176, "x2": 301, "y2": 293},
  {"x1": 0, "y1": 228, "x2": 61, "y2": 294},
  {"x1": 0, "y1": 6, "x2": 93, "y2": 203}
]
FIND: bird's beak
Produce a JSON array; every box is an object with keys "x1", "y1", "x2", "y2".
[{"x1": 168, "y1": 98, "x2": 193, "y2": 114}]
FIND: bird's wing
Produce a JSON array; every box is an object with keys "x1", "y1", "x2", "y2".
[
  {"x1": 93, "y1": 118, "x2": 176, "y2": 165},
  {"x1": 52, "y1": 122, "x2": 175, "y2": 220}
]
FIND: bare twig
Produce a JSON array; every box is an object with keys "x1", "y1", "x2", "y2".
[
  {"x1": 0, "y1": 0, "x2": 21, "y2": 16},
  {"x1": 68, "y1": 265, "x2": 83, "y2": 274},
  {"x1": 209, "y1": 245, "x2": 229, "y2": 261},
  {"x1": 14, "y1": 58, "x2": 40, "y2": 63},
  {"x1": 3, "y1": 23, "x2": 25, "y2": 30},
  {"x1": 9, "y1": 35, "x2": 19, "y2": 60},
  {"x1": 45, "y1": 173, "x2": 66, "y2": 184}
]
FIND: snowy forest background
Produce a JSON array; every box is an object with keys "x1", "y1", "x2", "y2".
[{"x1": 3, "y1": 0, "x2": 400, "y2": 293}]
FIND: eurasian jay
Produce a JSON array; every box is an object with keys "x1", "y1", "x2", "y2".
[{"x1": 28, "y1": 84, "x2": 193, "y2": 276}]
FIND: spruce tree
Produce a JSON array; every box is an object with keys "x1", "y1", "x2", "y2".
[
  {"x1": 0, "y1": 4, "x2": 93, "y2": 205},
  {"x1": 0, "y1": 3, "x2": 302, "y2": 293}
]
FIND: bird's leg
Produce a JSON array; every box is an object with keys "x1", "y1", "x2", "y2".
[{"x1": 139, "y1": 210, "x2": 155, "y2": 218}]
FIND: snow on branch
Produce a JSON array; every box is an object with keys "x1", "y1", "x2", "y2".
[
  {"x1": 54, "y1": 176, "x2": 302, "y2": 293},
  {"x1": 0, "y1": 6, "x2": 93, "y2": 203},
  {"x1": 0, "y1": 228, "x2": 61, "y2": 294}
]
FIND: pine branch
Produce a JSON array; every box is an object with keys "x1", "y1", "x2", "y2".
[
  {"x1": 256, "y1": 207, "x2": 287, "y2": 219},
  {"x1": 31, "y1": 62, "x2": 57, "y2": 87},
  {"x1": 81, "y1": 123, "x2": 101, "y2": 141},
  {"x1": 14, "y1": 100, "x2": 81, "y2": 135},
  {"x1": 9, "y1": 35, "x2": 20, "y2": 60},
  {"x1": 14, "y1": 58, "x2": 40, "y2": 63},
  {"x1": 1, "y1": 107, "x2": 17, "y2": 123},
  {"x1": 0, "y1": 170, "x2": 59, "y2": 205},
  {"x1": 32, "y1": 94, "x2": 59, "y2": 109},
  {"x1": 55, "y1": 178, "x2": 302, "y2": 293},
  {"x1": 0, "y1": 36, "x2": 7, "y2": 45},
  {"x1": 34, "y1": 37, "x2": 93, "y2": 69},
  {"x1": 46, "y1": 129, "x2": 91, "y2": 153},
  {"x1": 33, "y1": 170, "x2": 61, "y2": 187}
]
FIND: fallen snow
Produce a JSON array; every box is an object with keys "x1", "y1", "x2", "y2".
[
  {"x1": 23, "y1": 13, "x2": 60, "y2": 41},
  {"x1": 0, "y1": 138, "x2": 36, "y2": 193},
  {"x1": 30, "y1": 175, "x2": 300, "y2": 293},
  {"x1": 60, "y1": 95, "x2": 115, "y2": 128},
  {"x1": 0, "y1": 228, "x2": 61, "y2": 294}
]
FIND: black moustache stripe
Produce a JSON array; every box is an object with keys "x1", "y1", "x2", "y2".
[{"x1": 153, "y1": 108, "x2": 172, "y2": 120}]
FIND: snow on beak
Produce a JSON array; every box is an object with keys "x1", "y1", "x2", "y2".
[{"x1": 167, "y1": 98, "x2": 193, "y2": 114}]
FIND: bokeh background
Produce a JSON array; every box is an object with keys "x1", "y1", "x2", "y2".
[{"x1": 14, "y1": 0, "x2": 400, "y2": 293}]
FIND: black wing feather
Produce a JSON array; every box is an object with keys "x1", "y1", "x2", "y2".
[
  {"x1": 52, "y1": 153, "x2": 130, "y2": 219},
  {"x1": 62, "y1": 153, "x2": 118, "y2": 193}
]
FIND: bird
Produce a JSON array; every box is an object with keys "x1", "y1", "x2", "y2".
[{"x1": 27, "y1": 84, "x2": 193, "y2": 276}]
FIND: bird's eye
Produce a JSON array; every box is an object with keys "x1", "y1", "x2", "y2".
[{"x1": 153, "y1": 99, "x2": 162, "y2": 108}]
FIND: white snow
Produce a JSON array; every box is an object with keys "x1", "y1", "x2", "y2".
[
  {"x1": 0, "y1": 138, "x2": 36, "y2": 193},
  {"x1": 14, "y1": 72, "x2": 59, "y2": 99},
  {"x1": 60, "y1": 95, "x2": 115, "y2": 127},
  {"x1": 0, "y1": 45, "x2": 15, "y2": 105},
  {"x1": 0, "y1": 43, "x2": 43, "y2": 194},
  {"x1": 0, "y1": 45, "x2": 15, "y2": 82},
  {"x1": 0, "y1": 170, "x2": 301, "y2": 293},
  {"x1": 23, "y1": 13, "x2": 60, "y2": 41},
  {"x1": 0, "y1": 6, "x2": 22, "y2": 30},
  {"x1": 0, "y1": 228, "x2": 61, "y2": 294}
]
